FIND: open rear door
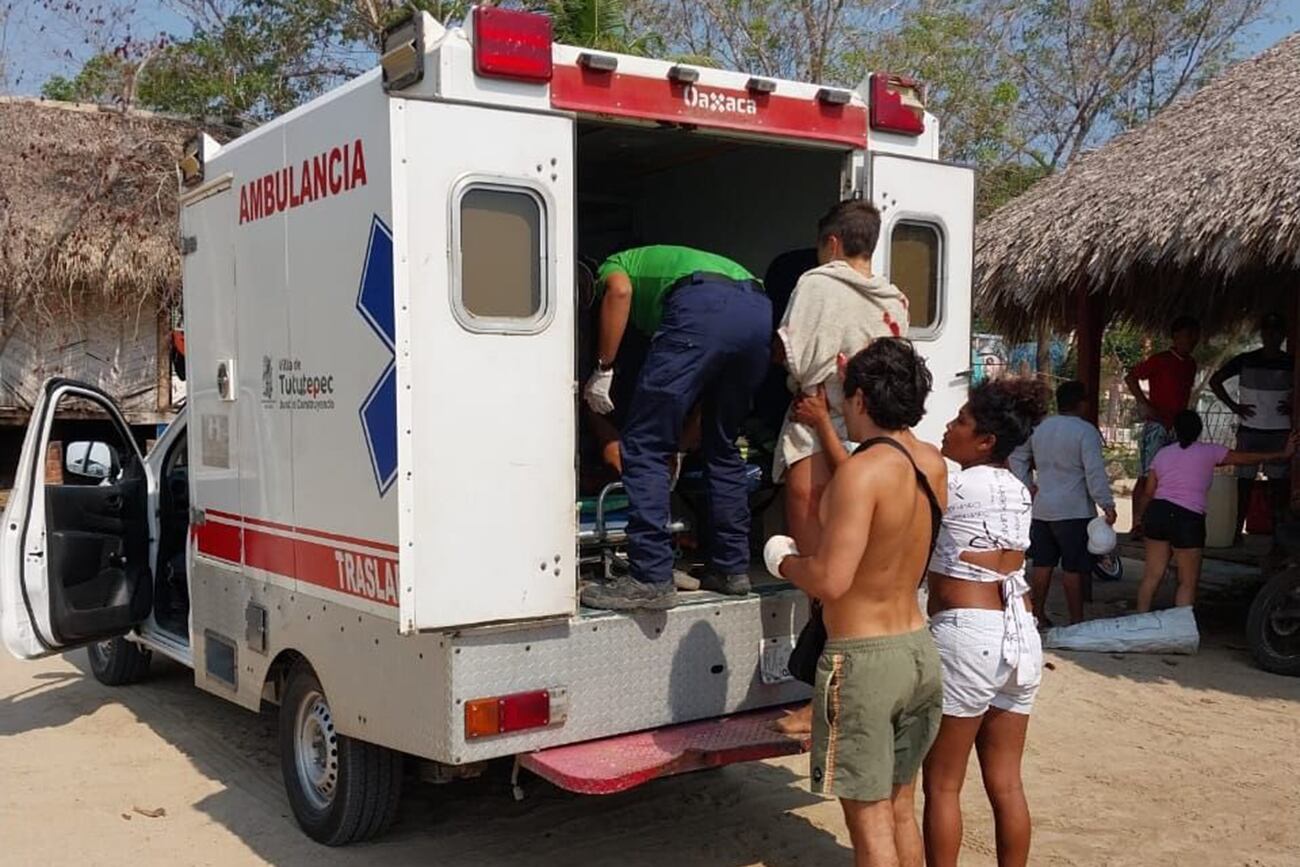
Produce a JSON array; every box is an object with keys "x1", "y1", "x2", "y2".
[
  {"x1": 869, "y1": 153, "x2": 975, "y2": 446},
  {"x1": 394, "y1": 102, "x2": 576, "y2": 632},
  {"x1": 0, "y1": 379, "x2": 154, "y2": 659}
]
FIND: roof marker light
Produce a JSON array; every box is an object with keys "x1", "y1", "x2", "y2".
[
  {"x1": 668, "y1": 65, "x2": 699, "y2": 84},
  {"x1": 578, "y1": 52, "x2": 619, "y2": 73},
  {"x1": 473, "y1": 6, "x2": 553, "y2": 83},
  {"x1": 746, "y1": 77, "x2": 777, "y2": 94},
  {"x1": 380, "y1": 13, "x2": 425, "y2": 92},
  {"x1": 817, "y1": 87, "x2": 852, "y2": 106}
]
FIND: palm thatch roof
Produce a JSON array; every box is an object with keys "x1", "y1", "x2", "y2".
[
  {"x1": 976, "y1": 32, "x2": 1300, "y2": 339},
  {"x1": 0, "y1": 98, "x2": 205, "y2": 328}
]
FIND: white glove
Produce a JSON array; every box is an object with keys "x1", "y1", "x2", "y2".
[
  {"x1": 764, "y1": 535, "x2": 799, "y2": 578},
  {"x1": 584, "y1": 367, "x2": 615, "y2": 415}
]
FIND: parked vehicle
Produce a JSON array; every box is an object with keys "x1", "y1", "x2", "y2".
[{"x1": 0, "y1": 7, "x2": 974, "y2": 844}]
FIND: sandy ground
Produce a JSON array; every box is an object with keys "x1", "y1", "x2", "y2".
[{"x1": 2, "y1": 572, "x2": 1299, "y2": 867}]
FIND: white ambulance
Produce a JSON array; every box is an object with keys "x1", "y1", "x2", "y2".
[{"x1": 0, "y1": 7, "x2": 973, "y2": 845}]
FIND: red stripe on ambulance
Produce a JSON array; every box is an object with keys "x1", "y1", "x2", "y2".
[
  {"x1": 196, "y1": 512, "x2": 399, "y2": 607},
  {"x1": 238, "y1": 138, "x2": 369, "y2": 225}
]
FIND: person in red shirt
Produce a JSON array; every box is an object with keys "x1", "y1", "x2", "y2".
[{"x1": 1125, "y1": 316, "x2": 1200, "y2": 536}]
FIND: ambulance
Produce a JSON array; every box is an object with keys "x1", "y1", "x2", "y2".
[{"x1": 0, "y1": 7, "x2": 973, "y2": 844}]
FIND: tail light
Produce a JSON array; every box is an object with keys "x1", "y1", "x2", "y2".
[
  {"x1": 869, "y1": 73, "x2": 926, "y2": 136},
  {"x1": 473, "y1": 7, "x2": 553, "y2": 83},
  {"x1": 464, "y1": 688, "x2": 568, "y2": 739}
]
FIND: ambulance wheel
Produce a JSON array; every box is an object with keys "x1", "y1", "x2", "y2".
[
  {"x1": 279, "y1": 661, "x2": 403, "y2": 845},
  {"x1": 87, "y1": 637, "x2": 152, "y2": 686}
]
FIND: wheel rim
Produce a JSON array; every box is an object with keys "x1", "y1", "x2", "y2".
[
  {"x1": 90, "y1": 640, "x2": 114, "y2": 666},
  {"x1": 293, "y1": 688, "x2": 338, "y2": 812},
  {"x1": 1263, "y1": 587, "x2": 1300, "y2": 658}
]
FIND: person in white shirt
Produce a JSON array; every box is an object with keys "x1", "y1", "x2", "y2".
[
  {"x1": 1009, "y1": 381, "x2": 1116, "y2": 625},
  {"x1": 923, "y1": 378, "x2": 1047, "y2": 867}
]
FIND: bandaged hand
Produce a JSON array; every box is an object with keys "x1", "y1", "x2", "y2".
[
  {"x1": 764, "y1": 535, "x2": 799, "y2": 578},
  {"x1": 584, "y1": 368, "x2": 615, "y2": 415}
]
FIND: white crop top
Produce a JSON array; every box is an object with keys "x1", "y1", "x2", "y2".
[{"x1": 931, "y1": 464, "x2": 1033, "y2": 583}]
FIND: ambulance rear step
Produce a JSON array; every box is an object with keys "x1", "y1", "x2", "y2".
[{"x1": 517, "y1": 705, "x2": 810, "y2": 795}]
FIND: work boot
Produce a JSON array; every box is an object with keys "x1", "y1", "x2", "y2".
[
  {"x1": 581, "y1": 575, "x2": 678, "y2": 611},
  {"x1": 699, "y1": 572, "x2": 752, "y2": 596}
]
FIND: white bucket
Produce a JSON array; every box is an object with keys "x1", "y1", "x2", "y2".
[{"x1": 1204, "y1": 471, "x2": 1237, "y2": 549}]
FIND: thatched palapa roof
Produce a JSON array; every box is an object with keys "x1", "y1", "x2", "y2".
[
  {"x1": 976, "y1": 33, "x2": 1300, "y2": 339},
  {"x1": 0, "y1": 98, "x2": 204, "y2": 320}
]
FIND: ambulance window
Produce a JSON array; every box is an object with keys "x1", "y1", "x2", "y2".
[
  {"x1": 456, "y1": 186, "x2": 546, "y2": 328},
  {"x1": 890, "y1": 221, "x2": 942, "y2": 331}
]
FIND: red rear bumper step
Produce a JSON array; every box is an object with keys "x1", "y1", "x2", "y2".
[{"x1": 518, "y1": 705, "x2": 811, "y2": 795}]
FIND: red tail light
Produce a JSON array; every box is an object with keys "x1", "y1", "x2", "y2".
[
  {"x1": 465, "y1": 689, "x2": 554, "y2": 738},
  {"x1": 473, "y1": 7, "x2": 553, "y2": 83},
  {"x1": 869, "y1": 73, "x2": 925, "y2": 136}
]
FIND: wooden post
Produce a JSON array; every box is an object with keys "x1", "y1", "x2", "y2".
[
  {"x1": 1074, "y1": 284, "x2": 1107, "y2": 425},
  {"x1": 1290, "y1": 286, "x2": 1300, "y2": 510}
]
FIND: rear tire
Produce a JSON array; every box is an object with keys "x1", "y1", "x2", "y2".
[
  {"x1": 1247, "y1": 568, "x2": 1300, "y2": 676},
  {"x1": 279, "y1": 661, "x2": 403, "y2": 845},
  {"x1": 87, "y1": 637, "x2": 152, "y2": 686}
]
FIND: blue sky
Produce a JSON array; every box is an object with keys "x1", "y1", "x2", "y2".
[{"x1": 2, "y1": 0, "x2": 1297, "y2": 96}]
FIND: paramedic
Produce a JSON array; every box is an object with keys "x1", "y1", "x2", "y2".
[
  {"x1": 582, "y1": 246, "x2": 771, "y2": 610},
  {"x1": 765, "y1": 339, "x2": 946, "y2": 867},
  {"x1": 923, "y1": 378, "x2": 1046, "y2": 867},
  {"x1": 1208, "y1": 312, "x2": 1294, "y2": 549},
  {"x1": 1010, "y1": 380, "x2": 1117, "y2": 626},
  {"x1": 1125, "y1": 316, "x2": 1200, "y2": 537}
]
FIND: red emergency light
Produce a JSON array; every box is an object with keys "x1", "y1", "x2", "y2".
[
  {"x1": 473, "y1": 7, "x2": 554, "y2": 83},
  {"x1": 869, "y1": 73, "x2": 926, "y2": 136}
]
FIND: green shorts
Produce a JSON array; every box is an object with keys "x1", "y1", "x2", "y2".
[{"x1": 810, "y1": 629, "x2": 942, "y2": 802}]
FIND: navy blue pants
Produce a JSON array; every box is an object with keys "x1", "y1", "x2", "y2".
[{"x1": 621, "y1": 276, "x2": 772, "y2": 585}]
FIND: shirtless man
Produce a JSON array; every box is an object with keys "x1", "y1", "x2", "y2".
[{"x1": 764, "y1": 338, "x2": 946, "y2": 867}]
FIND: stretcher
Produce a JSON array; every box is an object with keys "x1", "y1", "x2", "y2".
[{"x1": 577, "y1": 464, "x2": 766, "y2": 577}]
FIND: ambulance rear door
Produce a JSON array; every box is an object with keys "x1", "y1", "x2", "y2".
[
  {"x1": 393, "y1": 101, "x2": 575, "y2": 632},
  {"x1": 869, "y1": 153, "x2": 975, "y2": 445}
]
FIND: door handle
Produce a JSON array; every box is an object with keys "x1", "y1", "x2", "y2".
[{"x1": 104, "y1": 494, "x2": 123, "y2": 512}]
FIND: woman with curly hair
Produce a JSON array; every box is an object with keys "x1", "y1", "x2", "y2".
[{"x1": 922, "y1": 378, "x2": 1048, "y2": 867}]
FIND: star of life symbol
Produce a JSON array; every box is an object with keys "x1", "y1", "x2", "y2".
[{"x1": 356, "y1": 216, "x2": 397, "y2": 496}]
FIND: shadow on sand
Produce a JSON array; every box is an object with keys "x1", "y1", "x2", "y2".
[{"x1": 1, "y1": 651, "x2": 846, "y2": 866}]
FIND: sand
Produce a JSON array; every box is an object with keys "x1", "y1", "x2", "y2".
[{"x1": 2, "y1": 601, "x2": 1298, "y2": 866}]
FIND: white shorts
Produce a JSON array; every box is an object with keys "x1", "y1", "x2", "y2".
[{"x1": 929, "y1": 608, "x2": 1042, "y2": 717}]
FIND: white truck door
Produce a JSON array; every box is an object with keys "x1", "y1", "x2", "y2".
[
  {"x1": 870, "y1": 154, "x2": 975, "y2": 446},
  {"x1": 395, "y1": 102, "x2": 575, "y2": 631},
  {"x1": 0, "y1": 379, "x2": 154, "y2": 659}
]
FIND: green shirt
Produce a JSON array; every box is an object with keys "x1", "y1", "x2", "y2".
[{"x1": 597, "y1": 245, "x2": 756, "y2": 336}]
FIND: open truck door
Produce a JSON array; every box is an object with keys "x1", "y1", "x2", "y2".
[
  {"x1": 869, "y1": 153, "x2": 975, "y2": 446},
  {"x1": 0, "y1": 379, "x2": 154, "y2": 659},
  {"x1": 394, "y1": 101, "x2": 576, "y2": 632}
]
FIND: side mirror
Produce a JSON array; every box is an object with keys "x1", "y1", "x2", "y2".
[{"x1": 64, "y1": 441, "x2": 120, "y2": 482}]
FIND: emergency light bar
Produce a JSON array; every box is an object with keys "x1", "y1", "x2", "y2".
[
  {"x1": 473, "y1": 6, "x2": 554, "y2": 83},
  {"x1": 869, "y1": 72, "x2": 926, "y2": 136}
]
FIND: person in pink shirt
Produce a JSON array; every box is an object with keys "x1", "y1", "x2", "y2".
[{"x1": 1135, "y1": 410, "x2": 1297, "y2": 613}]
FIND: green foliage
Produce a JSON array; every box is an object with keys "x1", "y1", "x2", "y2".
[
  {"x1": 40, "y1": 53, "x2": 133, "y2": 104},
  {"x1": 534, "y1": 0, "x2": 663, "y2": 54}
]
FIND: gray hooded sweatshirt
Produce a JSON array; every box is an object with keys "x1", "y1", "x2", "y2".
[{"x1": 774, "y1": 260, "x2": 910, "y2": 481}]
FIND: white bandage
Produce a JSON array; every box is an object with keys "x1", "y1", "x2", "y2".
[{"x1": 764, "y1": 535, "x2": 799, "y2": 578}]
